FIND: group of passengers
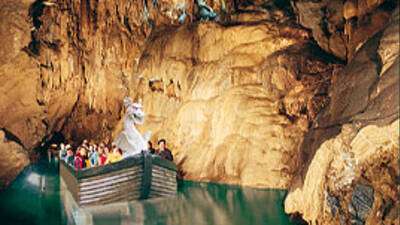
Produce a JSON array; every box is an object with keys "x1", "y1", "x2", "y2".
[{"x1": 59, "y1": 139, "x2": 173, "y2": 170}]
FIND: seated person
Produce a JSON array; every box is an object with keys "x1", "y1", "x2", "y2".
[
  {"x1": 59, "y1": 143, "x2": 67, "y2": 161},
  {"x1": 148, "y1": 141, "x2": 156, "y2": 154},
  {"x1": 98, "y1": 147, "x2": 107, "y2": 166},
  {"x1": 65, "y1": 146, "x2": 74, "y2": 166},
  {"x1": 81, "y1": 147, "x2": 90, "y2": 168},
  {"x1": 157, "y1": 139, "x2": 173, "y2": 161},
  {"x1": 104, "y1": 146, "x2": 111, "y2": 156},
  {"x1": 106, "y1": 147, "x2": 123, "y2": 164},
  {"x1": 89, "y1": 147, "x2": 99, "y2": 167},
  {"x1": 74, "y1": 147, "x2": 86, "y2": 170},
  {"x1": 82, "y1": 139, "x2": 89, "y2": 148}
]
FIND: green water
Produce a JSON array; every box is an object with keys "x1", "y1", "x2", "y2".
[{"x1": 0, "y1": 159, "x2": 303, "y2": 225}]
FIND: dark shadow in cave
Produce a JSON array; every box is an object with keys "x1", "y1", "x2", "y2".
[
  {"x1": 34, "y1": 132, "x2": 65, "y2": 158},
  {"x1": 1, "y1": 128, "x2": 25, "y2": 147},
  {"x1": 23, "y1": 0, "x2": 45, "y2": 56}
]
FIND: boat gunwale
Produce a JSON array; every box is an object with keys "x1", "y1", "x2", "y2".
[{"x1": 60, "y1": 154, "x2": 177, "y2": 180}]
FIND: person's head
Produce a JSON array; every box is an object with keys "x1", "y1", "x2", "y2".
[
  {"x1": 79, "y1": 147, "x2": 87, "y2": 156},
  {"x1": 104, "y1": 147, "x2": 110, "y2": 154},
  {"x1": 99, "y1": 142, "x2": 105, "y2": 149},
  {"x1": 67, "y1": 149, "x2": 73, "y2": 156},
  {"x1": 98, "y1": 147, "x2": 104, "y2": 154},
  {"x1": 60, "y1": 143, "x2": 65, "y2": 149},
  {"x1": 158, "y1": 139, "x2": 166, "y2": 150}
]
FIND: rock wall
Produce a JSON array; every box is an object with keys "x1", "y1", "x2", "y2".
[
  {"x1": 0, "y1": 0, "x2": 339, "y2": 188},
  {"x1": 285, "y1": 7, "x2": 399, "y2": 225},
  {"x1": 128, "y1": 22, "x2": 339, "y2": 187},
  {"x1": 0, "y1": 0, "x2": 148, "y2": 188}
]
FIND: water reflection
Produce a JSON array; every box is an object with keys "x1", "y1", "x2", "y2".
[
  {"x1": 0, "y1": 159, "x2": 63, "y2": 225},
  {"x1": 1, "y1": 159, "x2": 300, "y2": 225},
  {"x1": 62, "y1": 181, "x2": 296, "y2": 225}
]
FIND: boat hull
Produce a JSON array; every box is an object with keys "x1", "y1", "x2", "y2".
[{"x1": 60, "y1": 152, "x2": 177, "y2": 206}]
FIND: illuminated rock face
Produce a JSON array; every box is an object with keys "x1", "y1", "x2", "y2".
[
  {"x1": 285, "y1": 8, "x2": 399, "y2": 225},
  {"x1": 129, "y1": 22, "x2": 339, "y2": 188},
  {"x1": 0, "y1": 1, "x2": 398, "y2": 222}
]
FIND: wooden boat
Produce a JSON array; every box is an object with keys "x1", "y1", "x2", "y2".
[{"x1": 60, "y1": 152, "x2": 177, "y2": 206}]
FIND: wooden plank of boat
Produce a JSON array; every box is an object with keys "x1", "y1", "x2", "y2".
[
  {"x1": 152, "y1": 164, "x2": 177, "y2": 173},
  {"x1": 152, "y1": 170, "x2": 176, "y2": 179},
  {"x1": 79, "y1": 185, "x2": 141, "y2": 201},
  {"x1": 79, "y1": 166, "x2": 143, "y2": 183},
  {"x1": 79, "y1": 178, "x2": 142, "y2": 196},
  {"x1": 79, "y1": 177, "x2": 142, "y2": 193},
  {"x1": 152, "y1": 174, "x2": 177, "y2": 182},
  {"x1": 79, "y1": 169, "x2": 143, "y2": 188}
]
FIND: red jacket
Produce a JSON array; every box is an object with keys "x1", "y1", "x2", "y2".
[
  {"x1": 74, "y1": 156, "x2": 84, "y2": 170},
  {"x1": 99, "y1": 154, "x2": 107, "y2": 165}
]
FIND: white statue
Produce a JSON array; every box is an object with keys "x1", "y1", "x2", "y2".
[{"x1": 114, "y1": 97, "x2": 151, "y2": 157}]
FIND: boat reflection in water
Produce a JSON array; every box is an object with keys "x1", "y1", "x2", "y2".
[{"x1": 61, "y1": 180, "x2": 297, "y2": 225}]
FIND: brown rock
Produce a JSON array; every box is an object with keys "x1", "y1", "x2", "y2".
[
  {"x1": 126, "y1": 21, "x2": 340, "y2": 188},
  {"x1": 285, "y1": 7, "x2": 399, "y2": 225},
  {"x1": 0, "y1": 130, "x2": 29, "y2": 190}
]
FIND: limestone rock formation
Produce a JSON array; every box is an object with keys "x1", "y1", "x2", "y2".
[
  {"x1": 292, "y1": 0, "x2": 397, "y2": 61},
  {"x1": 284, "y1": 7, "x2": 399, "y2": 225},
  {"x1": 127, "y1": 21, "x2": 339, "y2": 187},
  {"x1": 0, "y1": 0, "x2": 150, "y2": 189},
  {"x1": 0, "y1": 130, "x2": 29, "y2": 190}
]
